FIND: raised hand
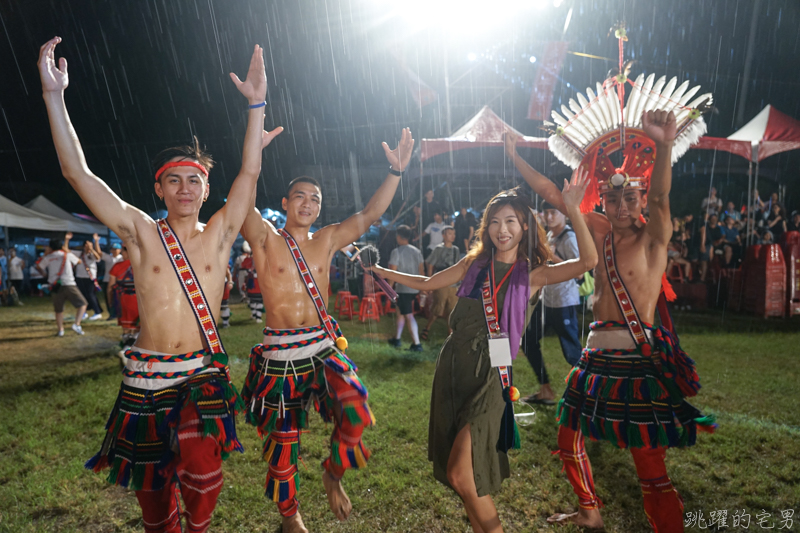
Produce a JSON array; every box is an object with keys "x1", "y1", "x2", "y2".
[
  {"x1": 642, "y1": 109, "x2": 677, "y2": 146},
  {"x1": 38, "y1": 37, "x2": 69, "y2": 93},
  {"x1": 92, "y1": 233, "x2": 100, "y2": 242},
  {"x1": 229, "y1": 44, "x2": 267, "y2": 105},
  {"x1": 382, "y1": 128, "x2": 415, "y2": 172},
  {"x1": 261, "y1": 127, "x2": 284, "y2": 150},
  {"x1": 561, "y1": 166, "x2": 590, "y2": 210},
  {"x1": 503, "y1": 129, "x2": 520, "y2": 158}
]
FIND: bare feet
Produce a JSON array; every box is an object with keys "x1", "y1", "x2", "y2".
[
  {"x1": 322, "y1": 471, "x2": 352, "y2": 521},
  {"x1": 282, "y1": 511, "x2": 308, "y2": 533},
  {"x1": 547, "y1": 508, "x2": 604, "y2": 529}
]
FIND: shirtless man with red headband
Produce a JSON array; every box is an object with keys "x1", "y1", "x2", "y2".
[
  {"x1": 239, "y1": 129, "x2": 414, "y2": 533},
  {"x1": 39, "y1": 36, "x2": 281, "y2": 532},
  {"x1": 506, "y1": 109, "x2": 715, "y2": 532}
]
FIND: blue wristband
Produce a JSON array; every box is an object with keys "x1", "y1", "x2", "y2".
[{"x1": 248, "y1": 101, "x2": 266, "y2": 109}]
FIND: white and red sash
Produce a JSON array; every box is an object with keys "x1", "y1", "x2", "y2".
[
  {"x1": 480, "y1": 261, "x2": 515, "y2": 393},
  {"x1": 277, "y1": 228, "x2": 346, "y2": 350},
  {"x1": 602, "y1": 232, "x2": 653, "y2": 356},
  {"x1": 156, "y1": 219, "x2": 230, "y2": 376}
]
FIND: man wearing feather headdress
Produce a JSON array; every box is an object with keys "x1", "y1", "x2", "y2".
[
  {"x1": 238, "y1": 129, "x2": 414, "y2": 533},
  {"x1": 506, "y1": 64, "x2": 716, "y2": 531}
]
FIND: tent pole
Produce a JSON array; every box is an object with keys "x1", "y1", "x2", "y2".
[
  {"x1": 746, "y1": 160, "x2": 753, "y2": 247},
  {"x1": 754, "y1": 159, "x2": 760, "y2": 237},
  {"x1": 3, "y1": 226, "x2": 8, "y2": 249}
]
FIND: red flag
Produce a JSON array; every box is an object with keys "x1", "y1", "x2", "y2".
[{"x1": 527, "y1": 41, "x2": 569, "y2": 121}]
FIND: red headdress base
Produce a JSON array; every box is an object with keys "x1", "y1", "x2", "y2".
[{"x1": 578, "y1": 130, "x2": 657, "y2": 214}]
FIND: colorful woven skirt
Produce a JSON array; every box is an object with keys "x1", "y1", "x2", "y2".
[
  {"x1": 240, "y1": 324, "x2": 374, "y2": 504},
  {"x1": 556, "y1": 321, "x2": 715, "y2": 449},
  {"x1": 85, "y1": 349, "x2": 243, "y2": 492}
]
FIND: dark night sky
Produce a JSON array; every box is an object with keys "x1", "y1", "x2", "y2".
[{"x1": 1, "y1": 0, "x2": 799, "y2": 222}]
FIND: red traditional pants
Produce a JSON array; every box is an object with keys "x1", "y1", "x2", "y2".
[
  {"x1": 556, "y1": 425, "x2": 684, "y2": 533},
  {"x1": 135, "y1": 405, "x2": 224, "y2": 533}
]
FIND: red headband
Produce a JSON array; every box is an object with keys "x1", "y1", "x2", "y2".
[{"x1": 154, "y1": 161, "x2": 209, "y2": 181}]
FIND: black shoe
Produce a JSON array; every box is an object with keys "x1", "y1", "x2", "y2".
[
  {"x1": 387, "y1": 337, "x2": 402, "y2": 348},
  {"x1": 408, "y1": 343, "x2": 423, "y2": 352}
]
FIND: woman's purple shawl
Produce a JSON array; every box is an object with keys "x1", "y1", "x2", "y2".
[{"x1": 456, "y1": 258, "x2": 529, "y2": 359}]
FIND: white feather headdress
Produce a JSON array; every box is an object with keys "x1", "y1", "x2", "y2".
[{"x1": 547, "y1": 73, "x2": 712, "y2": 169}]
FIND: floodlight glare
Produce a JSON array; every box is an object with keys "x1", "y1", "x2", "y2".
[
  {"x1": 375, "y1": 0, "x2": 550, "y2": 36},
  {"x1": 468, "y1": 53, "x2": 478, "y2": 61},
  {"x1": 529, "y1": 55, "x2": 537, "y2": 63}
]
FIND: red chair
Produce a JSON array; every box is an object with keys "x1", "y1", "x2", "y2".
[
  {"x1": 359, "y1": 296, "x2": 381, "y2": 322},
  {"x1": 667, "y1": 263, "x2": 685, "y2": 283},
  {"x1": 339, "y1": 294, "x2": 360, "y2": 320},
  {"x1": 334, "y1": 291, "x2": 350, "y2": 312}
]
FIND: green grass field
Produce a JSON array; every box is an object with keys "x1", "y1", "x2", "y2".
[{"x1": 0, "y1": 296, "x2": 798, "y2": 532}]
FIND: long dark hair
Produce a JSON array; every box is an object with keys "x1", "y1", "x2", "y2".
[{"x1": 465, "y1": 188, "x2": 550, "y2": 269}]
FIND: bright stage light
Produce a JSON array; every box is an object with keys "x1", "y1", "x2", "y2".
[
  {"x1": 468, "y1": 52, "x2": 478, "y2": 61},
  {"x1": 375, "y1": 0, "x2": 551, "y2": 36},
  {"x1": 529, "y1": 55, "x2": 537, "y2": 63}
]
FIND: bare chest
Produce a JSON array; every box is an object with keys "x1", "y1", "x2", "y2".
[
  {"x1": 132, "y1": 236, "x2": 224, "y2": 305},
  {"x1": 258, "y1": 239, "x2": 330, "y2": 289}
]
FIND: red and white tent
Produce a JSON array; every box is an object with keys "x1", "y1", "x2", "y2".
[
  {"x1": 727, "y1": 105, "x2": 800, "y2": 162},
  {"x1": 420, "y1": 106, "x2": 548, "y2": 162}
]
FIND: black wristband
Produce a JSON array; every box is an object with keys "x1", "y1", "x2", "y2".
[{"x1": 388, "y1": 166, "x2": 402, "y2": 176}]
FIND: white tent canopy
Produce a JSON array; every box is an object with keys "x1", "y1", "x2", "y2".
[
  {"x1": 25, "y1": 195, "x2": 108, "y2": 235},
  {"x1": 0, "y1": 194, "x2": 72, "y2": 232}
]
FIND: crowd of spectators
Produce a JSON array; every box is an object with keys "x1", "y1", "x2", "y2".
[{"x1": 666, "y1": 187, "x2": 798, "y2": 284}]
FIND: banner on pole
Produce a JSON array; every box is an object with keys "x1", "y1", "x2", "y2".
[{"x1": 527, "y1": 41, "x2": 569, "y2": 121}]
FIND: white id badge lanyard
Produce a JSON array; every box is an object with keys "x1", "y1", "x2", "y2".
[{"x1": 488, "y1": 334, "x2": 512, "y2": 368}]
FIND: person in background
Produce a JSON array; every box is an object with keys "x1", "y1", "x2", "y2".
[
  {"x1": 421, "y1": 189, "x2": 443, "y2": 229},
  {"x1": 241, "y1": 244, "x2": 262, "y2": 322},
  {"x1": 701, "y1": 186, "x2": 723, "y2": 218},
  {"x1": 421, "y1": 225, "x2": 460, "y2": 340},
  {"x1": 388, "y1": 224, "x2": 425, "y2": 351},
  {"x1": 234, "y1": 242, "x2": 250, "y2": 303},
  {"x1": 71, "y1": 232, "x2": 105, "y2": 320},
  {"x1": 422, "y1": 211, "x2": 446, "y2": 258},
  {"x1": 0, "y1": 248, "x2": 7, "y2": 292},
  {"x1": 521, "y1": 202, "x2": 583, "y2": 405},
  {"x1": 721, "y1": 244, "x2": 738, "y2": 270},
  {"x1": 721, "y1": 201, "x2": 741, "y2": 225},
  {"x1": 37, "y1": 237, "x2": 87, "y2": 336},
  {"x1": 109, "y1": 246, "x2": 139, "y2": 351},
  {"x1": 719, "y1": 215, "x2": 742, "y2": 260},
  {"x1": 100, "y1": 243, "x2": 122, "y2": 319},
  {"x1": 788, "y1": 210, "x2": 800, "y2": 233},
  {"x1": 766, "y1": 202, "x2": 787, "y2": 242},
  {"x1": 760, "y1": 230, "x2": 775, "y2": 245},
  {"x1": 698, "y1": 214, "x2": 722, "y2": 282},
  {"x1": 8, "y1": 248, "x2": 25, "y2": 302},
  {"x1": 455, "y1": 207, "x2": 477, "y2": 253},
  {"x1": 220, "y1": 266, "x2": 233, "y2": 328}
]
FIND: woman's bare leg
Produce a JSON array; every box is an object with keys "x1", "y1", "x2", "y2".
[{"x1": 446, "y1": 424, "x2": 502, "y2": 533}]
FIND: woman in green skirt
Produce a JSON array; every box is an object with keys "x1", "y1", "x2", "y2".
[{"x1": 370, "y1": 168, "x2": 597, "y2": 532}]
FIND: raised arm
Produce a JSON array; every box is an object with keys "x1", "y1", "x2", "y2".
[
  {"x1": 642, "y1": 110, "x2": 676, "y2": 246},
  {"x1": 326, "y1": 129, "x2": 414, "y2": 251},
  {"x1": 372, "y1": 256, "x2": 468, "y2": 292},
  {"x1": 38, "y1": 37, "x2": 149, "y2": 242},
  {"x1": 240, "y1": 206, "x2": 271, "y2": 250},
  {"x1": 530, "y1": 168, "x2": 598, "y2": 290},
  {"x1": 89, "y1": 234, "x2": 102, "y2": 260},
  {"x1": 208, "y1": 44, "x2": 282, "y2": 243},
  {"x1": 505, "y1": 130, "x2": 566, "y2": 213}
]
